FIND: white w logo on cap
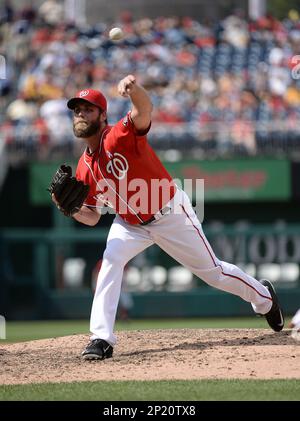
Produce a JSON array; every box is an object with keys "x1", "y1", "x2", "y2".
[{"x1": 79, "y1": 90, "x2": 89, "y2": 97}]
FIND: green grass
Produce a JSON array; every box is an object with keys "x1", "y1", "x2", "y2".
[
  {"x1": 2, "y1": 317, "x2": 289, "y2": 343},
  {"x1": 0, "y1": 379, "x2": 299, "y2": 401}
]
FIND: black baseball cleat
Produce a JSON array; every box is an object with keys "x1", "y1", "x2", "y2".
[
  {"x1": 260, "y1": 279, "x2": 284, "y2": 332},
  {"x1": 82, "y1": 339, "x2": 113, "y2": 361}
]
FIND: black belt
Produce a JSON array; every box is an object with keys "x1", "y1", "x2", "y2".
[{"x1": 139, "y1": 206, "x2": 171, "y2": 226}]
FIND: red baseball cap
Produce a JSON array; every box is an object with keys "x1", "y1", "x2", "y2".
[{"x1": 67, "y1": 89, "x2": 107, "y2": 111}]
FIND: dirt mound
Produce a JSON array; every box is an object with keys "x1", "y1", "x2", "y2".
[{"x1": 0, "y1": 329, "x2": 299, "y2": 384}]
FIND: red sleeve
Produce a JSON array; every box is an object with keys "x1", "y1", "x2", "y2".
[
  {"x1": 128, "y1": 112, "x2": 151, "y2": 136},
  {"x1": 111, "y1": 112, "x2": 151, "y2": 153}
]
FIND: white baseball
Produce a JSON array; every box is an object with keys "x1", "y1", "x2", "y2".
[{"x1": 109, "y1": 27, "x2": 124, "y2": 41}]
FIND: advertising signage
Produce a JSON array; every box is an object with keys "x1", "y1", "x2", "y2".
[
  {"x1": 164, "y1": 159, "x2": 291, "y2": 202},
  {"x1": 30, "y1": 159, "x2": 291, "y2": 205}
]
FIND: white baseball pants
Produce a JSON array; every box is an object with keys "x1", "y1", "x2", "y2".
[{"x1": 90, "y1": 188, "x2": 272, "y2": 345}]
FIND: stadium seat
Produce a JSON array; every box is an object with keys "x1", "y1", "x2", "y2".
[
  {"x1": 148, "y1": 265, "x2": 168, "y2": 290},
  {"x1": 124, "y1": 266, "x2": 142, "y2": 290},
  {"x1": 139, "y1": 267, "x2": 155, "y2": 292},
  {"x1": 280, "y1": 263, "x2": 300, "y2": 283},
  {"x1": 257, "y1": 263, "x2": 281, "y2": 283},
  {"x1": 63, "y1": 258, "x2": 86, "y2": 288},
  {"x1": 167, "y1": 266, "x2": 194, "y2": 292}
]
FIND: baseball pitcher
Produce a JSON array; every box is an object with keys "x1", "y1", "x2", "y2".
[{"x1": 49, "y1": 75, "x2": 284, "y2": 360}]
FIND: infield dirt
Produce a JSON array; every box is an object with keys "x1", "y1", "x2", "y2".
[{"x1": 0, "y1": 329, "x2": 299, "y2": 384}]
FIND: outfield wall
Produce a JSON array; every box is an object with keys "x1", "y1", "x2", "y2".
[
  {"x1": 1, "y1": 225, "x2": 300, "y2": 319},
  {"x1": 42, "y1": 287, "x2": 300, "y2": 319}
]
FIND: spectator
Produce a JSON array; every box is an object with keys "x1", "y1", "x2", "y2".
[
  {"x1": 0, "y1": 0, "x2": 14, "y2": 25},
  {"x1": 1, "y1": 8, "x2": 300, "y2": 157},
  {"x1": 38, "y1": 0, "x2": 64, "y2": 26}
]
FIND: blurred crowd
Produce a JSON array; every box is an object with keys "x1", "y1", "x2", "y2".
[{"x1": 1, "y1": 0, "x2": 300, "y2": 160}]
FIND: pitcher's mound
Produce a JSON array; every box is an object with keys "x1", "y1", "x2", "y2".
[{"x1": 1, "y1": 329, "x2": 299, "y2": 384}]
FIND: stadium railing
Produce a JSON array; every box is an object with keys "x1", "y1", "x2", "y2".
[{"x1": 2, "y1": 120, "x2": 300, "y2": 163}]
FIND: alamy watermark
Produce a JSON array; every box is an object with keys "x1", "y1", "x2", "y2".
[
  {"x1": 0, "y1": 315, "x2": 6, "y2": 339},
  {"x1": 291, "y1": 55, "x2": 300, "y2": 80},
  {"x1": 90, "y1": 177, "x2": 205, "y2": 223},
  {"x1": 0, "y1": 55, "x2": 6, "y2": 79}
]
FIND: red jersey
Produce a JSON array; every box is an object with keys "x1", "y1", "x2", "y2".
[{"x1": 76, "y1": 113, "x2": 176, "y2": 225}]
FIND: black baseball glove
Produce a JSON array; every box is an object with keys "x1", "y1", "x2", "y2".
[{"x1": 48, "y1": 164, "x2": 90, "y2": 217}]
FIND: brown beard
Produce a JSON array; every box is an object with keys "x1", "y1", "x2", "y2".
[{"x1": 73, "y1": 119, "x2": 100, "y2": 138}]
